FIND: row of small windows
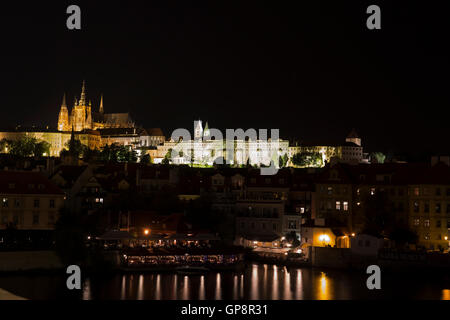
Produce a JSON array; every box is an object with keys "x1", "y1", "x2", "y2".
[
  {"x1": 422, "y1": 234, "x2": 448, "y2": 241},
  {"x1": 412, "y1": 187, "x2": 450, "y2": 197},
  {"x1": 413, "y1": 201, "x2": 450, "y2": 214},
  {"x1": 7, "y1": 183, "x2": 46, "y2": 190},
  {"x1": 322, "y1": 186, "x2": 450, "y2": 197},
  {"x1": 249, "y1": 178, "x2": 286, "y2": 184},
  {"x1": 319, "y1": 200, "x2": 349, "y2": 211},
  {"x1": 2, "y1": 198, "x2": 55, "y2": 208},
  {"x1": 1, "y1": 212, "x2": 56, "y2": 225},
  {"x1": 413, "y1": 218, "x2": 450, "y2": 228},
  {"x1": 240, "y1": 221, "x2": 278, "y2": 231}
]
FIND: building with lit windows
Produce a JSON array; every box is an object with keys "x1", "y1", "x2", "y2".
[{"x1": 0, "y1": 171, "x2": 65, "y2": 231}]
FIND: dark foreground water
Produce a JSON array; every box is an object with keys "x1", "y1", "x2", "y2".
[{"x1": 0, "y1": 263, "x2": 449, "y2": 300}]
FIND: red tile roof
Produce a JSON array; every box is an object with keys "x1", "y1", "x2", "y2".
[{"x1": 0, "y1": 170, "x2": 65, "y2": 195}]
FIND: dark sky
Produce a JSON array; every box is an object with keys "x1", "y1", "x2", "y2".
[{"x1": 0, "y1": 1, "x2": 448, "y2": 155}]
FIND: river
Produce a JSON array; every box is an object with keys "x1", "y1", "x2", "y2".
[{"x1": 0, "y1": 263, "x2": 449, "y2": 300}]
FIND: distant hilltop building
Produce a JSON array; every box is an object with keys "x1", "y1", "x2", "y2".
[
  {"x1": 58, "y1": 81, "x2": 135, "y2": 132},
  {"x1": 0, "y1": 81, "x2": 165, "y2": 156},
  {"x1": 0, "y1": 82, "x2": 368, "y2": 167}
]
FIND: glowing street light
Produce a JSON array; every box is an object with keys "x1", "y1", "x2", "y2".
[
  {"x1": 319, "y1": 234, "x2": 330, "y2": 243},
  {"x1": 144, "y1": 229, "x2": 150, "y2": 235}
]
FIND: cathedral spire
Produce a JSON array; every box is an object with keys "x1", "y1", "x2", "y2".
[
  {"x1": 99, "y1": 94, "x2": 104, "y2": 113},
  {"x1": 62, "y1": 93, "x2": 67, "y2": 107},
  {"x1": 79, "y1": 80, "x2": 87, "y2": 105}
]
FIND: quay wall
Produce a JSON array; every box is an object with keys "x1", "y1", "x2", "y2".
[
  {"x1": 0, "y1": 251, "x2": 63, "y2": 272},
  {"x1": 309, "y1": 247, "x2": 351, "y2": 268}
]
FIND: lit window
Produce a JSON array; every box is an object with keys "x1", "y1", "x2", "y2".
[
  {"x1": 343, "y1": 201, "x2": 348, "y2": 211},
  {"x1": 370, "y1": 188, "x2": 376, "y2": 196},
  {"x1": 2, "y1": 198, "x2": 8, "y2": 207},
  {"x1": 424, "y1": 219, "x2": 430, "y2": 228},
  {"x1": 335, "y1": 201, "x2": 341, "y2": 210},
  {"x1": 414, "y1": 187, "x2": 420, "y2": 196},
  {"x1": 413, "y1": 201, "x2": 419, "y2": 213},
  {"x1": 413, "y1": 218, "x2": 420, "y2": 226}
]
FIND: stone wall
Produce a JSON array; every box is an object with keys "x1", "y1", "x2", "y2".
[{"x1": 0, "y1": 251, "x2": 63, "y2": 272}]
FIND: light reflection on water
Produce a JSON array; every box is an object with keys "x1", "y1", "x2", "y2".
[{"x1": 0, "y1": 263, "x2": 448, "y2": 300}]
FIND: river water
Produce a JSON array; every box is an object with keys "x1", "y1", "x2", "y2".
[{"x1": 0, "y1": 263, "x2": 449, "y2": 300}]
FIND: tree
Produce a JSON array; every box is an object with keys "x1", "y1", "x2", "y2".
[
  {"x1": 9, "y1": 136, "x2": 37, "y2": 157},
  {"x1": 389, "y1": 227, "x2": 418, "y2": 248},
  {"x1": 285, "y1": 231, "x2": 301, "y2": 247},
  {"x1": 83, "y1": 148, "x2": 101, "y2": 162},
  {"x1": 278, "y1": 153, "x2": 289, "y2": 168},
  {"x1": 0, "y1": 139, "x2": 9, "y2": 153},
  {"x1": 140, "y1": 153, "x2": 151, "y2": 164},
  {"x1": 371, "y1": 152, "x2": 386, "y2": 164},
  {"x1": 34, "y1": 141, "x2": 51, "y2": 156},
  {"x1": 54, "y1": 207, "x2": 88, "y2": 265},
  {"x1": 361, "y1": 191, "x2": 393, "y2": 237},
  {"x1": 291, "y1": 152, "x2": 322, "y2": 167},
  {"x1": 162, "y1": 148, "x2": 172, "y2": 165},
  {"x1": 99, "y1": 144, "x2": 137, "y2": 163},
  {"x1": 64, "y1": 135, "x2": 85, "y2": 158}
]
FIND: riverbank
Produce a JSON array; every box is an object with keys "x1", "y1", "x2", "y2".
[
  {"x1": 1, "y1": 248, "x2": 449, "y2": 276},
  {"x1": 0, "y1": 288, "x2": 27, "y2": 300}
]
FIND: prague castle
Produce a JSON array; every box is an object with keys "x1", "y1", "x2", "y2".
[
  {"x1": 0, "y1": 81, "x2": 367, "y2": 167},
  {"x1": 57, "y1": 81, "x2": 135, "y2": 132},
  {"x1": 0, "y1": 81, "x2": 155, "y2": 157}
]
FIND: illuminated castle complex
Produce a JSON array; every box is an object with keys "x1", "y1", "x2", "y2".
[{"x1": 57, "y1": 81, "x2": 134, "y2": 132}]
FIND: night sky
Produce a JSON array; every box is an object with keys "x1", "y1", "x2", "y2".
[{"x1": 0, "y1": 1, "x2": 448, "y2": 156}]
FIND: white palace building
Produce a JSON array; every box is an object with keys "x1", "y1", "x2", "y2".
[{"x1": 151, "y1": 120, "x2": 290, "y2": 167}]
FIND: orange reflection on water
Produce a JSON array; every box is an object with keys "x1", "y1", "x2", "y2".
[
  {"x1": 317, "y1": 272, "x2": 331, "y2": 300},
  {"x1": 137, "y1": 275, "x2": 144, "y2": 300},
  {"x1": 182, "y1": 276, "x2": 189, "y2": 300},
  {"x1": 283, "y1": 267, "x2": 292, "y2": 300},
  {"x1": 215, "y1": 273, "x2": 222, "y2": 300},
  {"x1": 250, "y1": 264, "x2": 259, "y2": 299},
  {"x1": 199, "y1": 275, "x2": 205, "y2": 300},
  {"x1": 155, "y1": 275, "x2": 161, "y2": 300},
  {"x1": 272, "y1": 265, "x2": 279, "y2": 300},
  {"x1": 296, "y1": 270, "x2": 303, "y2": 299}
]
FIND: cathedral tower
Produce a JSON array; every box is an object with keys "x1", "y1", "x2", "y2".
[
  {"x1": 99, "y1": 94, "x2": 104, "y2": 114},
  {"x1": 194, "y1": 120, "x2": 203, "y2": 140},
  {"x1": 71, "y1": 80, "x2": 92, "y2": 131},
  {"x1": 57, "y1": 94, "x2": 70, "y2": 131}
]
